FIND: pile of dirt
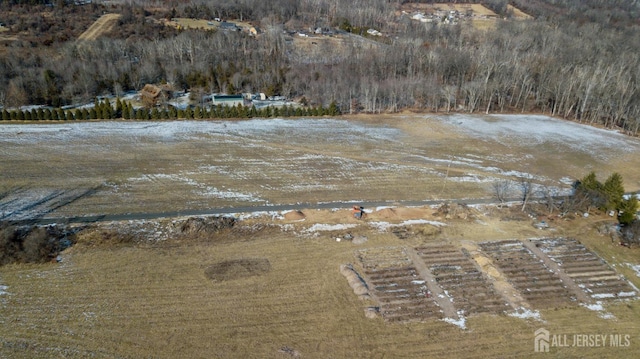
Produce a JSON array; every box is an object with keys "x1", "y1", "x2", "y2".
[
  {"x1": 437, "y1": 202, "x2": 475, "y2": 220},
  {"x1": 339, "y1": 264, "x2": 369, "y2": 299},
  {"x1": 374, "y1": 208, "x2": 397, "y2": 219},
  {"x1": 284, "y1": 210, "x2": 305, "y2": 220},
  {"x1": 177, "y1": 216, "x2": 236, "y2": 235},
  {"x1": 0, "y1": 223, "x2": 78, "y2": 265},
  {"x1": 205, "y1": 258, "x2": 271, "y2": 281}
]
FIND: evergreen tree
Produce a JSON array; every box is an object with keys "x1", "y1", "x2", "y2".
[
  {"x1": 122, "y1": 103, "x2": 130, "y2": 119},
  {"x1": 89, "y1": 108, "x2": 97, "y2": 119},
  {"x1": 30, "y1": 109, "x2": 38, "y2": 121},
  {"x1": 115, "y1": 98, "x2": 123, "y2": 118},
  {"x1": 16, "y1": 110, "x2": 24, "y2": 121},
  {"x1": 328, "y1": 101, "x2": 340, "y2": 116},
  {"x1": 618, "y1": 195, "x2": 639, "y2": 225},
  {"x1": 24, "y1": 110, "x2": 31, "y2": 121},
  {"x1": 2, "y1": 109, "x2": 9, "y2": 121},
  {"x1": 43, "y1": 109, "x2": 52, "y2": 121},
  {"x1": 193, "y1": 106, "x2": 202, "y2": 119},
  {"x1": 603, "y1": 173, "x2": 625, "y2": 211},
  {"x1": 151, "y1": 108, "x2": 160, "y2": 120}
]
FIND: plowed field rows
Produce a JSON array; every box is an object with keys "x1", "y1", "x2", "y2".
[
  {"x1": 415, "y1": 244, "x2": 509, "y2": 315},
  {"x1": 479, "y1": 240, "x2": 576, "y2": 309},
  {"x1": 534, "y1": 238, "x2": 638, "y2": 300}
]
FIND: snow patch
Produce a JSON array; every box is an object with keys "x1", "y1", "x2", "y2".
[
  {"x1": 628, "y1": 263, "x2": 640, "y2": 278},
  {"x1": 618, "y1": 291, "x2": 636, "y2": 298},
  {"x1": 368, "y1": 219, "x2": 446, "y2": 231},
  {"x1": 0, "y1": 284, "x2": 8, "y2": 296},
  {"x1": 304, "y1": 223, "x2": 358, "y2": 232},
  {"x1": 442, "y1": 316, "x2": 466, "y2": 329},
  {"x1": 509, "y1": 308, "x2": 542, "y2": 320},
  {"x1": 583, "y1": 302, "x2": 604, "y2": 311},
  {"x1": 591, "y1": 293, "x2": 615, "y2": 299}
]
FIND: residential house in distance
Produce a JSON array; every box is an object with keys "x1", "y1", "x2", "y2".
[{"x1": 140, "y1": 84, "x2": 172, "y2": 107}]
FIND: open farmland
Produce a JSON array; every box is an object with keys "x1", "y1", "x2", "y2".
[
  {"x1": 1, "y1": 113, "x2": 640, "y2": 221},
  {"x1": 1, "y1": 113, "x2": 640, "y2": 358}
]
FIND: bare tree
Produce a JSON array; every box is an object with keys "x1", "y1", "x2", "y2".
[
  {"x1": 519, "y1": 175, "x2": 534, "y2": 212},
  {"x1": 492, "y1": 180, "x2": 513, "y2": 205}
]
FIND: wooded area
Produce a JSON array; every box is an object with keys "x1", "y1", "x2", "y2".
[{"x1": 1, "y1": 0, "x2": 640, "y2": 134}]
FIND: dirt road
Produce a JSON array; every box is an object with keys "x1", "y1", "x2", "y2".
[{"x1": 77, "y1": 13, "x2": 121, "y2": 41}]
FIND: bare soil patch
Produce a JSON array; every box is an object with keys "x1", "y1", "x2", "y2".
[
  {"x1": 204, "y1": 258, "x2": 271, "y2": 281},
  {"x1": 78, "y1": 13, "x2": 121, "y2": 41}
]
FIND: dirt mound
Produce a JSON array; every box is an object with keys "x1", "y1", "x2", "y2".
[
  {"x1": 177, "y1": 216, "x2": 235, "y2": 234},
  {"x1": 340, "y1": 264, "x2": 369, "y2": 298},
  {"x1": 205, "y1": 258, "x2": 271, "y2": 281},
  {"x1": 436, "y1": 202, "x2": 475, "y2": 220},
  {"x1": 374, "y1": 208, "x2": 397, "y2": 219},
  {"x1": 284, "y1": 210, "x2": 305, "y2": 220},
  {"x1": 0, "y1": 223, "x2": 78, "y2": 265}
]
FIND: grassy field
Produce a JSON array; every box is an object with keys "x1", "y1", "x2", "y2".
[
  {"x1": 2, "y1": 114, "x2": 639, "y2": 219},
  {"x1": 1, "y1": 113, "x2": 640, "y2": 357},
  {"x1": 0, "y1": 208, "x2": 638, "y2": 358}
]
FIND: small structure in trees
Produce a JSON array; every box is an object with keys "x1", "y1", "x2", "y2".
[
  {"x1": 140, "y1": 84, "x2": 172, "y2": 108},
  {"x1": 213, "y1": 94, "x2": 244, "y2": 107}
]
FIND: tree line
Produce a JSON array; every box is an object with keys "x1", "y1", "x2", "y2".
[
  {"x1": 1, "y1": 1, "x2": 640, "y2": 133},
  {"x1": 0, "y1": 98, "x2": 341, "y2": 121}
]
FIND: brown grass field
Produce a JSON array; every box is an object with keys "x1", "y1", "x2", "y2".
[{"x1": 1, "y1": 113, "x2": 640, "y2": 358}]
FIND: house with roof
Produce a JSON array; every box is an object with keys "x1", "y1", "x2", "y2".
[{"x1": 140, "y1": 84, "x2": 172, "y2": 107}]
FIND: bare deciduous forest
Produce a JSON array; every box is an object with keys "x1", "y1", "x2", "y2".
[{"x1": 1, "y1": 0, "x2": 640, "y2": 134}]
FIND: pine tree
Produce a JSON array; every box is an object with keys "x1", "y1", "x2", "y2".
[
  {"x1": 328, "y1": 101, "x2": 340, "y2": 116},
  {"x1": 604, "y1": 173, "x2": 625, "y2": 211},
  {"x1": 2, "y1": 109, "x2": 9, "y2": 121},
  {"x1": 115, "y1": 98, "x2": 123, "y2": 118},
  {"x1": 618, "y1": 195, "x2": 639, "y2": 225},
  {"x1": 16, "y1": 110, "x2": 24, "y2": 121}
]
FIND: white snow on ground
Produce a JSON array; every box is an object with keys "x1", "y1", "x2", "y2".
[
  {"x1": 509, "y1": 308, "x2": 542, "y2": 320},
  {"x1": 584, "y1": 302, "x2": 604, "y2": 311},
  {"x1": 0, "y1": 118, "x2": 402, "y2": 145},
  {"x1": 591, "y1": 293, "x2": 615, "y2": 299},
  {"x1": 443, "y1": 317, "x2": 466, "y2": 329},
  {"x1": 368, "y1": 219, "x2": 446, "y2": 231},
  {"x1": 581, "y1": 301, "x2": 615, "y2": 319},
  {"x1": 618, "y1": 291, "x2": 636, "y2": 297},
  {"x1": 303, "y1": 223, "x2": 358, "y2": 232},
  {"x1": 234, "y1": 211, "x2": 283, "y2": 220},
  {"x1": 128, "y1": 173, "x2": 262, "y2": 203},
  {"x1": 628, "y1": 264, "x2": 640, "y2": 278},
  {"x1": 435, "y1": 114, "x2": 640, "y2": 160},
  {"x1": 0, "y1": 284, "x2": 8, "y2": 296}
]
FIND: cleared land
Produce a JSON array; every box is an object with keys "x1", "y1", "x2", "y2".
[
  {"x1": 1, "y1": 114, "x2": 640, "y2": 220},
  {"x1": 1, "y1": 114, "x2": 640, "y2": 358},
  {"x1": 77, "y1": 13, "x2": 121, "y2": 41}
]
